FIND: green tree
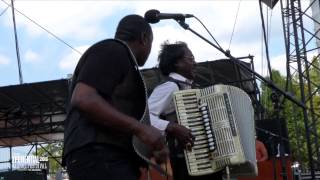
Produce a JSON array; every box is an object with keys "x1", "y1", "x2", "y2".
[
  {"x1": 260, "y1": 69, "x2": 307, "y2": 165},
  {"x1": 32, "y1": 142, "x2": 63, "y2": 176},
  {"x1": 260, "y1": 56, "x2": 320, "y2": 168}
]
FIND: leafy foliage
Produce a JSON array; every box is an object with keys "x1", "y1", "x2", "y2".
[
  {"x1": 260, "y1": 56, "x2": 320, "y2": 169},
  {"x1": 32, "y1": 142, "x2": 63, "y2": 175}
]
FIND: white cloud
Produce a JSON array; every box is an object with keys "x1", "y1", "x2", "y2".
[
  {"x1": 2, "y1": 1, "x2": 304, "y2": 81},
  {"x1": 24, "y1": 50, "x2": 40, "y2": 63},
  {"x1": 0, "y1": 2, "x2": 9, "y2": 11},
  {"x1": 58, "y1": 46, "x2": 89, "y2": 71},
  {"x1": 135, "y1": 1, "x2": 284, "y2": 72},
  {"x1": 3, "y1": 1, "x2": 126, "y2": 39},
  {"x1": 132, "y1": 1, "x2": 262, "y2": 40},
  {"x1": 270, "y1": 54, "x2": 288, "y2": 75},
  {"x1": 0, "y1": 54, "x2": 10, "y2": 65}
]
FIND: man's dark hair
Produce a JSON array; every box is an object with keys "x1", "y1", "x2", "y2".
[
  {"x1": 115, "y1": 14, "x2": 152, "y2": 42},
  {"x1": 158, "y1": 41, "x2": 188, "y2": 76}
]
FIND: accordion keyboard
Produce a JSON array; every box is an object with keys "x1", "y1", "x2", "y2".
[
  {"x1": 173, "y1": 85, "x2": 257, "y2": 177},
  {"x1": 174, "y1": 90, "x2": 217, "y2": 175}
]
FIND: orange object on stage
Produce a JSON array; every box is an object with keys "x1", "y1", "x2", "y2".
[
  {"x1": 140, "y1": 160, "x2": 173, "y2": 180},
  {"x1": 140, "y1": 168, "x2": 173, "y2": 180},
  {"x1": 140, "y1": 157, "x2": 293, "y2": 180},
  {"x1": 239, "y1": 157, "x2": 293, "y2": 180}
]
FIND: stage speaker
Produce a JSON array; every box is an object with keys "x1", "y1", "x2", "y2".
[
  {"x1": 142, "y1": 59, "x2": 258, "y2": 99},
  {"x1": 0, "y1": 170, "x2": 46, "y2": 180},
  {"x1": 194, "y1": 59, "x2": 265, "y2": 120},
  {"x1": 256, "y1": 118, "x2": 290, "y2": 158},
  {"x1": 194, "y1": 59, "x2": 256, "y2": 94}
]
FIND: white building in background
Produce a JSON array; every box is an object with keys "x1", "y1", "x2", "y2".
[{"x1": 311, "y1": 0, "x2": 320, "y2": 53}]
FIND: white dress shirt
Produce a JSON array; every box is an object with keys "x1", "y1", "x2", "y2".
[{"x1": 148, "y1": 72, "x2": 193, "y2": 132}]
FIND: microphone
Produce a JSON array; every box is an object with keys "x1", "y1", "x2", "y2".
[{"x1": 144, "y1": 9, "x2": 193, "y2": 24}]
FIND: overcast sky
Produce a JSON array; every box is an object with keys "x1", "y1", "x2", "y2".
[{"x1": 1, "y1": 0, "x2": 312, "y2": 87}]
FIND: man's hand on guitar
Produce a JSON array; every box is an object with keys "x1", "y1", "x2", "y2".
[{"x1": 134, "y1": 123, "x2": 169, "y2": 164}]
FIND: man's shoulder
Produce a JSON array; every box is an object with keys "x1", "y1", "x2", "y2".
[
  {"x1": 82, "y1": 39, "x2": 131, "y2": 63},
  {"x1": 90, "y1": 39, "x2": 126, "y2": 51},
  {"x1": 155, "y1": 80, "x2": 179, "y2": 92},
  {"x1": 79, "y1": 39, "x2": 131, "y2": 68}
]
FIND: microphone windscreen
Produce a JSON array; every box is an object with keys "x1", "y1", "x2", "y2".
[{"x1": 144, "y1": 9, "x2": 160, "y2": 24}]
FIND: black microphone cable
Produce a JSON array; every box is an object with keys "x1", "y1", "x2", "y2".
[{"x1": 192, "y1": 15, "x2": 223, "y2": 50}]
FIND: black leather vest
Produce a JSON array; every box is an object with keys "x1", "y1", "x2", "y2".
[{"x1": 63, "y1": 39, "x2": 146, "y2": 160}]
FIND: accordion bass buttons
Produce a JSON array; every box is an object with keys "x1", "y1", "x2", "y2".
[{"x1": 199, "y1": 103, "x2": 216, "y2": 152}]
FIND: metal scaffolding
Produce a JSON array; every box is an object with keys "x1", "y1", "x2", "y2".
[
  {"x1": 0, "y1": 79, "x2": 68, "y2": 147},
  {"x1": 0, "y1": 79, "x2": 68, "y2": 174},
  {"x1": 280, "y1": 0, "x2": 320, "y2": 178}
]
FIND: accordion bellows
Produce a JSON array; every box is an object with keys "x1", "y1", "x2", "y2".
[{"x1": 173, "y1": 84, "x2": 257, "y2": 177}]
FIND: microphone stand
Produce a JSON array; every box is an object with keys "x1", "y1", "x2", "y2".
[
  {"x1": 176, "y1": 19, "x2": 305, "y2": 109},
  {"x1": 176, "y1": 19, "x2": 298, "y2": 179},
  {"x1": 271, "y1": 92, "x2": 289, "y2": 180}
]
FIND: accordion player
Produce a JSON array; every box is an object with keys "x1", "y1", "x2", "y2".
[{"x1": 173, "y1": 84, "x2": 258, "y2": 178}]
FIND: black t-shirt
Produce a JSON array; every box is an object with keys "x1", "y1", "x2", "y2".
[
  {"x1": 77, "y1": 40, "x2": 130, "y2": 98},
  {"x1": 63, "y1": 39, "x2": 146, "y2": 163}
]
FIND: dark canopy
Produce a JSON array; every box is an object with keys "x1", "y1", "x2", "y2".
[{"x1": 0, "y1": 79, "x2": 69, "y2": 147}]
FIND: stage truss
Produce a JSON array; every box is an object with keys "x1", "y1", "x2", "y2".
[
  {"x1": 280, "y1": 0, "x2": 320, "y2": 178},
  {"x1": 0, "y1": 79, "x2": 68, "y2": 147}
]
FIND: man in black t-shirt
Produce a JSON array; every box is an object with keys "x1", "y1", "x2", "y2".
[{"x1": 63, "y1": 14, "x2": 168, "y2": 180}]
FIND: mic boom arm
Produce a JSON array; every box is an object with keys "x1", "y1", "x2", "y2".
[{"x1": 175, "y1": 19, "x2": 305, "y2": 109}]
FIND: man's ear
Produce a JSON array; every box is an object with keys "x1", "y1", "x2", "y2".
[
  {"x1": 140, "y1": 32, "x2": 147, "y2": 46},
  {"x1": 174, "y1": 60, "x2": 183, "y2": 71}
]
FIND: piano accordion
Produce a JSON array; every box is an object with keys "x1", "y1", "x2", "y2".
[{"x1": 173, "y1": 84, "x2": 257, "y2": 177}]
